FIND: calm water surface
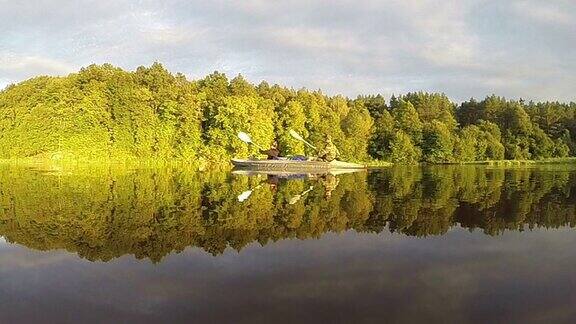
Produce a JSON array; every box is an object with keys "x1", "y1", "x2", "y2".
[{"x1": 0, "y1": 164, "x2": 575, "y2": 323}]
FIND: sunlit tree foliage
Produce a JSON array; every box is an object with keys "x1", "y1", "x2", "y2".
[{"x1": 0, "y1": 64, "x2": 574, "y2": 163}]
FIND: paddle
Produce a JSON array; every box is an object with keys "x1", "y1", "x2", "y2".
[
  {"x1": 288, "y1": 186, "x2": 314, "y2": 205},
  {"x1": 238, "y1": 131, "x2": 265, "y2": 150},
  {"x1": 289, "y1": 129, "x2": 317, "y2": 151},
  {"x1": 237, "y1": 184, "x2": 262, "y2": 202}
]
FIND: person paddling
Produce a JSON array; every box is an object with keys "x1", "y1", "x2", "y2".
[
  {"x1": 317, "y1": 135, "x2": 340, "y2": 162},
  {"x1": 260, "y1": 141, "x2": 281, "y2": 160}
]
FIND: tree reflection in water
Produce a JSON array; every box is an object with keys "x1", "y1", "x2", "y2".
[{"x1": 0, "y1": 165, "x2": 574, "y2": 262}]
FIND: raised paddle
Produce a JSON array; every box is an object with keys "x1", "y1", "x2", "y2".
[
  {"x1": 289, "y1": 129, "x2": 317, "y2": 150},
  {"x1": 238, "y1": 131, "x2": 265, "y2": 150}
]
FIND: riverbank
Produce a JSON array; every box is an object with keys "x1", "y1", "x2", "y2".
[
  {"x1": 0, "y1": 156, "x2": 211, "y2": 171},
  {"x1": 454, "y1": 157, "x2": 576, "y2": 166},
  {"x1": 363, "y1": 157, "x2": 576, "y2": 167},
  {"x1": 2, "y1": 156, "x2": 574, "y2": 171}
]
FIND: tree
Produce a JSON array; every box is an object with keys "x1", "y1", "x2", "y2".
[
  {"x1": 422, "y1": 121, "x2": 454, "y2": 163},
  {"x1": 356, "y1": 94, "x2": 387, "y2": 119},
  {"x1": 530, "y1": 126, "x2": 555, "y2": 159},
  {"x1": 391, "y1": 99, "x2": 423, "y2": 144},
  {"x1": 389, "y1": 131, "x2": 421, "y2": 164},
  {"x1": 229, "y1": 74, "x2": 257, "y2": 97},
  {"x1": 205, "y1": 96, "x2": 275, "y2": 159},
  {"x1": 275, "y1": 100, "x2": 307, "y2": 155},
  {"x1": 478, "y1": 121, "x2": 505, "y2": 160},
  {"x1": 403, "y1": 92, "x2": 456, "y2": 127},
  {"x1": 457, "y1": 98, "x2": 481, "y2": 127},
  {"x1": 341, "y1": 102, "x2": 374, "y2": 161},
  {"x1": 454, "y1": 125, "x2": 478, "y2": 162},
  {"x1": 369, "y1": 110, "x2": 395, "y2": 160}
]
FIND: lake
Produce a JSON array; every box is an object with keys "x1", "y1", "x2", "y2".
[{"x1": 0, "y1": 164, "x2": 575, "y2": 323}]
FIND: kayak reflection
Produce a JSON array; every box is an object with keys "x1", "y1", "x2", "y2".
[{"x1": 234, "y1": 169, "x2": 355, "y2": 203}]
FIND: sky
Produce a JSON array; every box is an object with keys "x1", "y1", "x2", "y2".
[{"x1": 0, "y1": 0, "x2": 575, "y2": 102}]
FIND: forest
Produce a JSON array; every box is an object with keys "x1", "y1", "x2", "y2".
[{"x1": 0, "y1": 63, "x2": 575, "y2": 164}]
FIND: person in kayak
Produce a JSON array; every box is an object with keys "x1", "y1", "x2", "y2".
[
  {"x1": 260, "y1": 141, "x2": 281, "y2": 160},
  {"x1": 317, "y1": 135, "x2": 340, "y2": 162}
]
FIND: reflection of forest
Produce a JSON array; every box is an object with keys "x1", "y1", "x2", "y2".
[{"x1": 0, "y1": 165, "x2": 574, "y2": 262}]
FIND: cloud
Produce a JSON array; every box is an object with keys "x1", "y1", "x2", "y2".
[
  {"x1": 512, "y1": 0, "x2": 575, "y2": 26},
  {"x1": 0, "y1": 54, "x2": 75, "y2": 81},
  {"x1": 0, "y1": 0, "x2": 574, "y2": 102}
]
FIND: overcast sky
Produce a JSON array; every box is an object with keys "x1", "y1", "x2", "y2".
[{"x1": 1, "y1": 0, "x2": 574, "y2": 102}]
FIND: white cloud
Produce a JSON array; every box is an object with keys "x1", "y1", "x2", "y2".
[
  {"x1": 513, "y1": 0, "x2": 575, "y2": 26},
  {"x1": 0, "y1": 54, "x2": 75, "y2": 80},
  {"x1": 0, "y1": 79, "x2": 11, "y2": 91},
  {"x1": 268, "y1": 27, "x2": 364, "y2": 55},
  {"x1": 395, "y1": 0, "x2": 480, "y2": 68},
  {"x1": 0, "y1": 0, "x2": 574, "y2": 102}
]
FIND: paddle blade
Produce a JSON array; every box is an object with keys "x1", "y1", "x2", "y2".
[
  {"x1": 288, "y1": 196, "x2": 301, "y2": 205},
  {"x1": 289, "y1": 129, "x2": 317, "y2": 150},
  {"x1": 237, "y1": 190, "x2": 253, "y2": 202},
  {"x1": 238, "y1": 132, "x2": 253, "y2": 143},
  {"x1": 289, "y1": 186, "x2": 314, "y2": 205},
  {"x1": 289, "y1": 129, "x2": 304, "y2": 141}
]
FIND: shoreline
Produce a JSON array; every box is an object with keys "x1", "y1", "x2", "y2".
[{"x1": 1, "y1": 157, "x2": 574, "y2": 170}]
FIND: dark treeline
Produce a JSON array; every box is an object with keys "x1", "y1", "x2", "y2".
[
  {"x1": 0, "y1": 63, "x2": 575, "y2": 163},
  {"x1": 0, "y1": 165, "x2": 574, "y2": 262}
]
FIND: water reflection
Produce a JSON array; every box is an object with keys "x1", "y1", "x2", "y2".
[{"x1": 0, "y1": 165, "x2": 574, "y2": 262}]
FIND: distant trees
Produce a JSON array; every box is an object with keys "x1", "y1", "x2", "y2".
[{"x1": 0, "y1": 63, "x2": 574, "y2": 163}]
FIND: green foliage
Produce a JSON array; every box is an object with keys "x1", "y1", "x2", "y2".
[
  {"x1": 356, "y1": 94, "x2": 386, "y2": 119},
  {"x1": 369, "y1": 110, "x2": 395, "y2": 159},
  {"x1": 402, "y1": 92, "x2": 457, "y2": 129},
  {"x1": 229, "y1": 74, "x2": 257, "y2": 97},
  {"x1": 422, "y1": 121, "x2": 454, "y2": 163},
  {"x1": 454, "y1": 126, "x2": 478, "y2": 162},
  {"x1": 389, "y1": 131, "x2": 421, "y2": 164},
  {"x1": 455, "y1": 97, "x2": 571, "y2": 161},
  {"x1": 0, "y1": 63, "x2": 574, "y2": 164},
  {"x1": 205, "y1": 96, "x2": 275, "y2": 159},
  {"x1": 275, "y1": 100, "x2": 307, "y2": 155},
  {"x1": 340, "y1": 102, "x2": 373, "y2": 161},
  {"x1": 391, "y1": 98, "x2": 423, "y2": 144}
]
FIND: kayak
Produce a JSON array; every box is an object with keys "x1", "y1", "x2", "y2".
[{"x1": 231, "y1": 158, "x2": 365, "y2": 171}]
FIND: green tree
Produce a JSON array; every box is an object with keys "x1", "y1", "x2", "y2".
[
  {"x1": 341, "y1": 102, "x2": 374, "y2": 161},
  {"x1": 422, "y1": 121, "x2": 454, "y2": 163},
  {"x1": 275, "y1": 100, "x2": 307, "y2": 155},
  {"x1": 389, "y1": 131, "x2": 422, "y2": 164},
  {"x1": 454, "y1": 126, "x2": 479, "y2": 162},
  {"x1": 391, "y1": 99, "x2": 423, "y2": 144},
  {"x1": 369, "y1": 110, "x2": 395, "y2": 160},
  {"x1": 205, "y1": 96, "x2": 275, "y2": 159}
]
